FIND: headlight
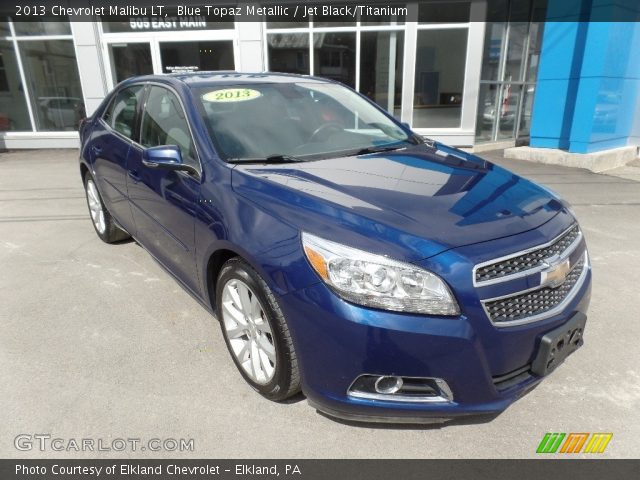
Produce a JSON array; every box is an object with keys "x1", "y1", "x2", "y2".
[{"x1": 301, "y1": 233, "x2": 460, "y2": 316}]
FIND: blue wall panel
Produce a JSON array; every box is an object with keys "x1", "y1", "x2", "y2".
[{"x1": 530, "y1": 0, "x2": 640, "y2": 153}]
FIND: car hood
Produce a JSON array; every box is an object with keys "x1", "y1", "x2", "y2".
[{"x1": 231, "y1": 143, "x2": 565, "y2": 261}]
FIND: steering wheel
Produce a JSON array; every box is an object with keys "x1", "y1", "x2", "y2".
[{"x1": 308, "y1": 122, "x2": 343, "y2": 143}]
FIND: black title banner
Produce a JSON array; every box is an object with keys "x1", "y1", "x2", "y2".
[{"x1": 1, "y1": 459, "x2": 638, "y2": 480}]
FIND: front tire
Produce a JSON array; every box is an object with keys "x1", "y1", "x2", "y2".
[
  {"x1": 216, "y1": 258, "x2": 300, "y2": 401},
  {"x1": 83, "y1": 172, "x2": 129, "y2": 243}
]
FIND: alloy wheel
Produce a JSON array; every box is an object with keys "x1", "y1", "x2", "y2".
[
  {"x1": 221, "y1": 279, "x2": 276, "y2": 384},
  {"x1": 86, "y1": 179, "x2": 106, "y2": 234}
]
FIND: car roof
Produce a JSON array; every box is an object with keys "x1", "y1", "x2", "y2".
[{"x1": 119, "y1": 71, "x2": 336, "y2": 89}]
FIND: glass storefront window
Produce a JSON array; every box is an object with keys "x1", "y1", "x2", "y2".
[
  {"x1": 13, "y1": 21, "x2": 71, "y2": 36},
  {"x1": 360, "y1": 31, "x2": 404, "y2": 117},
  {"x1": 265, "y1": 23, "x2": 405, "y2": 116},
  {"x1": 475, "y1": 83, "x2": 500, "y2": 142},
  {"x1": 267, "y1": 33, "x2": 310, "y2": 75},
  {"x1": 18, "y1": 40, "x2": 85, "y2": 131},
  {"x1": 0, "y1": 40, "x2": 31, "y2": 131},
  {"x1": 108, "y1": 43, "x2": 153, "y2": 84},
  {"x1": 159, "y1": 41, "x2": 234, "y2": 74},
  {"x1": 313, "y1": 32, "x2": 356, "y2": 89},
  {"x1": 476, "y1": 0, "x2": 546, "y2": 143},
  {"x1": 504, "y1": 22, "x2": 528, "y2": 82},
  {"x1": 526, "y1": 21, "x2": 543, "y2": 83},
  {"x1": 503, "y1": 0, "x2": 531, "y2": 82},
  {"x1": 413, "y1": 29, "x2": 468, "y2": 128},
  {"x1": 518, "y1": 85, "x2": 535, "y2": 137},
  {"x1": 264, "y1": 10, "x2": 473, "y2": 126},
  {"x1": 496, "y1": 84, "x2": 522, "y2": 139},
  {"x1": 480, "y1": 23, "x2": 505, "y2": 82}
]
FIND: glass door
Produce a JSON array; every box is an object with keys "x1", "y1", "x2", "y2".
[
  {"x1": 475, "y1": 0, "x2": 547, "y2": 145},
  {"x1": 102, "y1": 27, "x2": 238, "y2": 91},
  {"x1": 157, "y1": 41, "x2": 234, "y2": 74}
]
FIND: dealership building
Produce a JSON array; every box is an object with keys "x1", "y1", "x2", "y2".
[{"x1": 0, "y1": 0, "x2": 639, "y2": 168}]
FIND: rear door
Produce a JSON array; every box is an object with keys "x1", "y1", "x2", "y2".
[
  {"x1": 126, "y1": 84, "x2": 201, "y2": 293},
  {"x1": 91, "y1": 85, "x2": 145, "y2": 235}
]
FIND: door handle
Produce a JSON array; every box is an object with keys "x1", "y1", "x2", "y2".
[
  {"x1": 128, "y1": 170, "x2": 141, "y2": 183},
  {"x1": 92, "y1": 145, "x2": 102, "y2": 155}
]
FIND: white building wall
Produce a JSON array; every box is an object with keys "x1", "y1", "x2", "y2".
[
  {"x1": 236, "y1": 21, "x2": 265, "y2": 72},
  {"x1": 71, "y1": 18, "x2": 110, "y2": 118}
]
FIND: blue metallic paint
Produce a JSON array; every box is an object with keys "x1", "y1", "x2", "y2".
[{"x1": 80, "y1": 73, "x2": 591, "y2": 422}]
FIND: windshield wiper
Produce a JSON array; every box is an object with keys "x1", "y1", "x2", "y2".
[
  {"x1": 351, "y1": 145, "x2": 407, "y2": 156},
  {"x1": 227, "y1": 154, "x2": 306, "y2": 164}
]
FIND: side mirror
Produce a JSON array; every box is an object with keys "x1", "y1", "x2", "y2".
[{"x1": 142, "y1": 145, "x2": 199, "y2": 177}]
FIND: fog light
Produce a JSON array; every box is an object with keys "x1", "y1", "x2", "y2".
[
  {"x1": 374, "y1": 376, "x2": 403, "y2": 394},
  {"x1": 348, "y1": 374, "x2": 453, "y2": 403}
]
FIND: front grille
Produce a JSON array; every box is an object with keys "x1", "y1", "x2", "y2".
[
  {"x1": 475, "y1": 225, "x2": 581, "y2": 284},
  {"x1": 484, "y1": 257, "x2": 586, "y2": 324}
]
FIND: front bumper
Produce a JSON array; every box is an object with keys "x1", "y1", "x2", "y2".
[{"x1": 278, "y1": 264, "x2": 591, "y2": 424}]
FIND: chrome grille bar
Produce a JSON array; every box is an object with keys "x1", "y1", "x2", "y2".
[
  {"x1": 473, "y1": 224, "x2": 582, "y2": 287},
  {"x1": 481, "y1": 252, "x2": 589, "y2": 327}
]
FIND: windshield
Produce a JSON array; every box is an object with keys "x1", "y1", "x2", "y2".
[{"x1": 193, "y1": 82, "x2": 413, "y2": 161}]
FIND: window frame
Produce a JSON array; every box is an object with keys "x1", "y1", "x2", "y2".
[
  {"x1": 139, "y1": 82, "x2": 203, "y2": 176},
  {"x1": 100, "y1": 83, "x2": 146, "y2": 143},
  {"x1": 138, "y1": 83, "x2": 200, "y2": 169},
  {"x1": 99, "y1": 81, "x2": 203, "y2": 178}
]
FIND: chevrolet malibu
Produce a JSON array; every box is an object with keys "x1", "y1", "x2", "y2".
[{"x1": 79, "y1": 73, "x2": 591, "y2": 423}]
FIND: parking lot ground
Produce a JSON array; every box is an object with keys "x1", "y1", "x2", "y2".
[{"x1": 1, "y1": 149, "x2": 639, "y2": 458}]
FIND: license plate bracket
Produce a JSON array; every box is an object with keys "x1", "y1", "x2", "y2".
[{"x1": 531, "y1": 312, "x2": 587, "y2": 377}]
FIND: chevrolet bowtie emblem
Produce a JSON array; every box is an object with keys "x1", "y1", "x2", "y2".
[{"x1": 541, "y1": 257, "x2": 571, "y2": 288}]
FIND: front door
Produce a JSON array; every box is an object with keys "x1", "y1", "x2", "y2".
[
  {"x1": 126, "y1": 85, "x2": 202, "y2": 293},
  {"x1": 91, "y1": 84, "x2": 145, "y2": 235}
]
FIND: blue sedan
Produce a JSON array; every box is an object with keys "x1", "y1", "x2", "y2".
[{"x1": 79, "y1": 72, "x2": 591, "y2": 423}]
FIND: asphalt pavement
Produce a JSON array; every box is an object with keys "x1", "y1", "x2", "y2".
[{"x1": 1, "y1": 148, "x2": 638, "y2": 458}]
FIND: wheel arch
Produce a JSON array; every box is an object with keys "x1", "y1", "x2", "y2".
[
  {"x1": 205, "y1": 247, "x2": 240, "y2": 313},
  {"x1": 80, "y1": 161, "x2": 90, "y2": 181}
]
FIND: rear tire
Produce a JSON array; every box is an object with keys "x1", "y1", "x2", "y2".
[
  {"x1": 83, "y1": 172, "x2": 129, "y2": 243},
  {"x1": 216, "y1": 257, "x2": 300, "y2": 401}
]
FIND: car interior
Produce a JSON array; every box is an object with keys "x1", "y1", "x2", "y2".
[{"x1": 199, "y1": 84, "x2": 393, "y2": 160}]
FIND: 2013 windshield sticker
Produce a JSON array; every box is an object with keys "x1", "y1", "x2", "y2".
[{"x1": 203, "y1": 89, "x2": 262, "y2": 102}]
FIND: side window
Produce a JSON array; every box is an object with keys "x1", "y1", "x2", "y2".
[
  {"x1": 140, "y1": 86, "x2": 197, "y2": 167},
  {"x1": 102, "y1": 85, "x2": 144, "y2": 140}
]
